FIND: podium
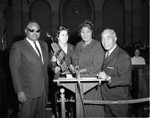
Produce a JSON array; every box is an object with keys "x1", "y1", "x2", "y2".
[{"x1": 53, "y1": 76, "x2": 104, "y2": 118}]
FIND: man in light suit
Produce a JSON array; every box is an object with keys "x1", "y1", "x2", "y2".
[
  {"x1": 98, "y1": 29, "x2": 132, "y2": 117},
  {"x1": 9, "y1": 21, "x2": 49, "y2": 118}
]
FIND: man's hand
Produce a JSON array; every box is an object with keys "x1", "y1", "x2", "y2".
[
  {"x1": 18, "y1": 91, "x2": 27, "y2": 103},
  {"x1": 98, "y1": 71, "x2": 111, "y2": 82}
]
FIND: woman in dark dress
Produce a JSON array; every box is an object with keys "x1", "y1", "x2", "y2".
[{"x1": 72, "y1": 20, "x2": 105, "y2": 117}]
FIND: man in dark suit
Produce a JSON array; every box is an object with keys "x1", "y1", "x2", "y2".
[
  {"x1": 9, "y1": 21, "x2": 49, "y2": 118},
  {"x1": 98, "y1": 29, "x2": 132, "y2": 117}
]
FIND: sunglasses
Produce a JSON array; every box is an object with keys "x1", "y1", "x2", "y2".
[{"x1": 27, "y1": 28, "x2": 40, "y2": 33}]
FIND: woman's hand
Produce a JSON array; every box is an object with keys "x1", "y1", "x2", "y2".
[
  {"x1": 54, "y1": 66, "x2": 61, "y2": 73},
  {"x1": 79, "y1": 68, "x2": 87, "y2": 73},
  {"x1": 51, "y1": 55, "x2": 57, "y2": 62}
]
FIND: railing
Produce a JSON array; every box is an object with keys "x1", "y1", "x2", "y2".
[
  {"x1": 55, "y1": 66, "x2": 149, "y2": 118},
  {"x1": 59, "y1": 88, "x2": 150, "y2": 118}
]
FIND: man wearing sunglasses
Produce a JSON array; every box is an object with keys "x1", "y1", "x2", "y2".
[{"x1": 9, "y1": 21, "x2": 49, "y2": 118}]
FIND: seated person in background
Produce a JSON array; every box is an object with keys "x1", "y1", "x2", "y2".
[
  {"x1": 50, "y1": 26, "x2": 75, "y2": 118},
  {"x1": 131, "y1": 48, "x2": 146, "y2": 65}
]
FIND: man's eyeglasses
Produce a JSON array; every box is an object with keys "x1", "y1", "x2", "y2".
[{"x1": 27, "y1": 29, "x2": 40, "y2": 33}]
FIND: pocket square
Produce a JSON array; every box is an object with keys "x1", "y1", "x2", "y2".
[{"x1": 107, "y1": 66, "x2": 114, "y2": 69}]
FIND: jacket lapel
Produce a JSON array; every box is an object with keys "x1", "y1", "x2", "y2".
[
  {"x1": 24, "y1": 39, "x2": 42, "y2": 62},
  {"x1": 104, "y1": 46, "x2": 119, "y2": 65}
]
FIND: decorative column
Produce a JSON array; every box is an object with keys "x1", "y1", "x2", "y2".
[{"x1": 0, "y1": 3, "x2": 6, "y2": 50}]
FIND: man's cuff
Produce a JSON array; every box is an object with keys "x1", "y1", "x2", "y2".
[{"x1": 108, "y1": 76, "x2": 111, "y2": 83}]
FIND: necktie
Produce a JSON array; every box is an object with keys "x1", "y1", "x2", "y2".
[
  {"x1": 105, "y1": 51, "x2": 109, "y2": 59},
  {"x1": 33, "y1": 41, "x2": 42, "y2": 60}
]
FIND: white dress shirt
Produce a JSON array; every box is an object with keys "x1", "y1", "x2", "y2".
[
  {"x1": 26, "y1": 38, "x2": 44, "y2": 63},
  {"x1": 106, "y1": 44, "x2": 117, "y2": 57}
]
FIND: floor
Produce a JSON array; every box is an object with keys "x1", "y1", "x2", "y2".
[
  {"x1": 5, "y1": 101, "x2": 150, "y2": 118},
  {"x1": 6, "y1": 102, "x2": 54, "y2": 118}
]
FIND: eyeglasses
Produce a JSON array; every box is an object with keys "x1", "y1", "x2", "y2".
[{"x1": 27, "y1": 28, "x2": 40, "y2": 33}]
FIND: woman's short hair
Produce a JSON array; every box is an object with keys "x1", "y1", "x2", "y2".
[
  {"x1": 78, "y1": 20, "x2": 94, "y2": 38},
  {"x1": 134, "y1": 48, "x2": 141, "y2": 53},
  {"x1": 54, "y1": 26, "x2": 69, "y2": 42}
]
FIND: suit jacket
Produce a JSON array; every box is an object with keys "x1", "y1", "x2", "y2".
[
  {"x1": 101, "y1": 46, "x2": 132, "y2": 100},
  {"x1": 9, "y1": 39, "x2": 49, "y2": 98}
]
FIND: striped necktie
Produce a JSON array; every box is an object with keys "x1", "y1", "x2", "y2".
[{"x1": 105, "y1": 51, "x2": 109, "y2": 59}]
